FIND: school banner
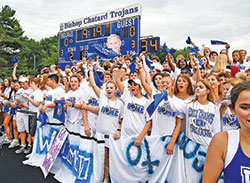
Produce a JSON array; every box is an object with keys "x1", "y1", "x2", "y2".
[
  {"x1": 109, "y1": 132, "x2": 224, "y2": 183},
  {"x1": 23, "y1": 122, "x2": 105, "y2": 183}
]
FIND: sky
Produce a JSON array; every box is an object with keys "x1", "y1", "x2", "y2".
[{"x1": 1, "y1": 0, "x2": 250, "y2": 55}]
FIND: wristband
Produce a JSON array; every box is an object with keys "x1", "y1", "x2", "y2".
[
  {"x1": 117, "y1": 129, "x2": 121, "y2": 131},
  {"x1": 72, "y1": 103, "x2": 75, "y2": 107}
]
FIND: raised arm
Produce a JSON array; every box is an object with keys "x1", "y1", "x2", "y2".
[
  {"x1": 167, "y1": 53, "x2": 176, "y2": 72},
  {"x1": 225, "y1": 44, "x2": 232, "y2": 65},
  {"x1": 88, "y1": 66, "x2": 101, "y2": 98},
  {"x1": 115, "y1": 68, "x2": 125, "y2": 94},
  {"x1": 138, "y1": 62, "x2": 153, "y2": 97},
  {"x1": 193, "y1": 58, "x2": 201, "y2": 81},
  {"x1": 140, "y1": 54, "x2": 152, "y2": 85},
  {"x1": 198, "y1": 44, "x2": 206, "y2": 57},
  {"x1": 12, "y1": 63, "x2": 18, "y2": 80}
]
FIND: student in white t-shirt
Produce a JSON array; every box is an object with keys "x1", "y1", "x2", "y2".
[
  {"x1": 81, "y1": 70, "x2": 100, "y2": 136},
  {"x1": 15, "y1": 77, "x2": 33, "y2": 154},
  {"x1": 179, "y1": 80, "x2": 221, "y2": 146},
  {"x1": 22, "y1": 78, "x2": 43, "y2": 154},
  {"x1": 86, "y1": 66, "x2": 124, "y2": 183},
  {"x1": 174, "y1": 74, "x2": 195, "y2": 133},
  {"x1": 151, "y1": 73, "x2": 183, "y2": 154},
  {"x1": 40, "y1": 74, "x2": 65, "y2": 124},
  {"x1": 65, "y1": 74, "x2": 85, "y2": 125},
  {"x1": 115, "y1": 67, "x2": 152, "y2": 147}
]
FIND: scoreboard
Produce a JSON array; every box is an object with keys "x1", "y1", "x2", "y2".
[
  {"x1": 58, "y1": 4, "x2": 160, "y2": 69},
  {"x1": 59, "y1": 17, "x2": 140, "y2": 62}
]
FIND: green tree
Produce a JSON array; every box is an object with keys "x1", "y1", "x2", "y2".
[
  {"x1": 156, "y1": 45, "x2": 192, "y2": 64},
  {"x1": 0, "y1": 5, "x2": 24, "y2": 67},
  {"x1": 0, "y1": 5, "x2": 60, "y2": 79},
  {"x1": 39, "y1": 34, "x2": 59, "y2": 68}
]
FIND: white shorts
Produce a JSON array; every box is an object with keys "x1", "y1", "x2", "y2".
[{"x1": 16, "y1": 112, "x2": 29, "y2": 133}]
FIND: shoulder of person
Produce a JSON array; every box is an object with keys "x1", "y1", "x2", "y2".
[{"x1": 209, "y1": 131, "x2": 228, "y2": 153}]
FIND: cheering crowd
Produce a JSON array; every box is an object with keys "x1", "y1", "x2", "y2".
[{"x1": 0, "y1": 40, "x2": 250, "y2": 182}]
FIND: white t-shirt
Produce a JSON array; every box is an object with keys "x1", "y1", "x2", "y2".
[
  {"x1": 96, "y1": 90, "x2": 124, "y2": 135},
  {"x1": 1, "y1": 87, "x2": 11, "y2": 103},
  {"x1": 41, "y1": 89, "x2": 48, "y2": 105},
  {"x1": 151, "y1": 96, "x2": 185, "y2": 136},
  {"x1": 121, "y1": 88, "x2": 151, "y2": 137},
  {"x1": 65, "y1": 88, "x2": 85, "y2": 125},
  {"x1": 236, "y1": 62, "x2": 249, "y2": 71},
  {"x1": 82, "y1": 86, "x2": 99, "y2": 131},
  {"x1": 174, "y1": 95, "x2": 195, "y2": 133},
  {"x1": 44, "y1": 86, "x2": 65, "y2": 122},
  {"x1": 80, "y1": 80, "x2": 88, "y2": 90},
  {"x1": 150, "y1": 83, "x2": 161, "y2": 99},
  {"x1": 15, "y1": 88, "x2": 33, "y2": 110},
  {"x1": 179, "y1": 101, "x2": 221, "y2": 146},
  {"x1": 29, "y1": 89, "x2": 43, "y2": 113}
]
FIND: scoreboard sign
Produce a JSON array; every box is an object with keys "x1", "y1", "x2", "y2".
[{"x1": 59, "y1": 4, "x2": 141, "y2": 68}]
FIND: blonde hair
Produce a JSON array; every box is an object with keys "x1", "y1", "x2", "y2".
[
  {"x1": 235, "y1": 71, "x2": 247, "y2": 81},
  {"x1": 215, "y1": 54, "x2": 227, "y2": 72},
  {"x1": 176, "y1": 54, "x2": 185, "y2": 63},
  {"x1": 65, "y1": 69, "x2": 71, "y2": 76}
]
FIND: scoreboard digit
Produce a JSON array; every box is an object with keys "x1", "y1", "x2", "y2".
[{"x1": 139, "y1": 37, "x2": 160, "y2": 54}]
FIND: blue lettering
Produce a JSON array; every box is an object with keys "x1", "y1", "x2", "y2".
[
  {"x1": 101, "y1": 106, "x2": 105, "y2": 113},
  {"x1": 126, "y1": 141, "x2": 142, "y2": 166},
  {"x1": 192, "y1": 151, "x2": 206, "y2": 172},
  {"x1": 60, "y1": 141, "x2": 93, "y2": 182},
  {"x1": 141, "y1": 138, "x2": 160, "y2": 174},
  {"x1": 70, "y1": 97, "x2": 76, "y2": 104},
  {"x1": 36, "y1": 127, "x2": 59, "y2": 154},
  {"x1": 46, "y1": 95, "x2": 52, "y2": 102},
  {"x1": 115, "y1": 110, "x2": 119, "y2": 116}
]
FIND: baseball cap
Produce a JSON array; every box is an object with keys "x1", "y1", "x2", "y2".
[
  {"x1": 19, "y1": 77, "x2": 28, "y2": 83},
  {"x1": 128, "y1": 78, "x2": 141, "y2": 86}
]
